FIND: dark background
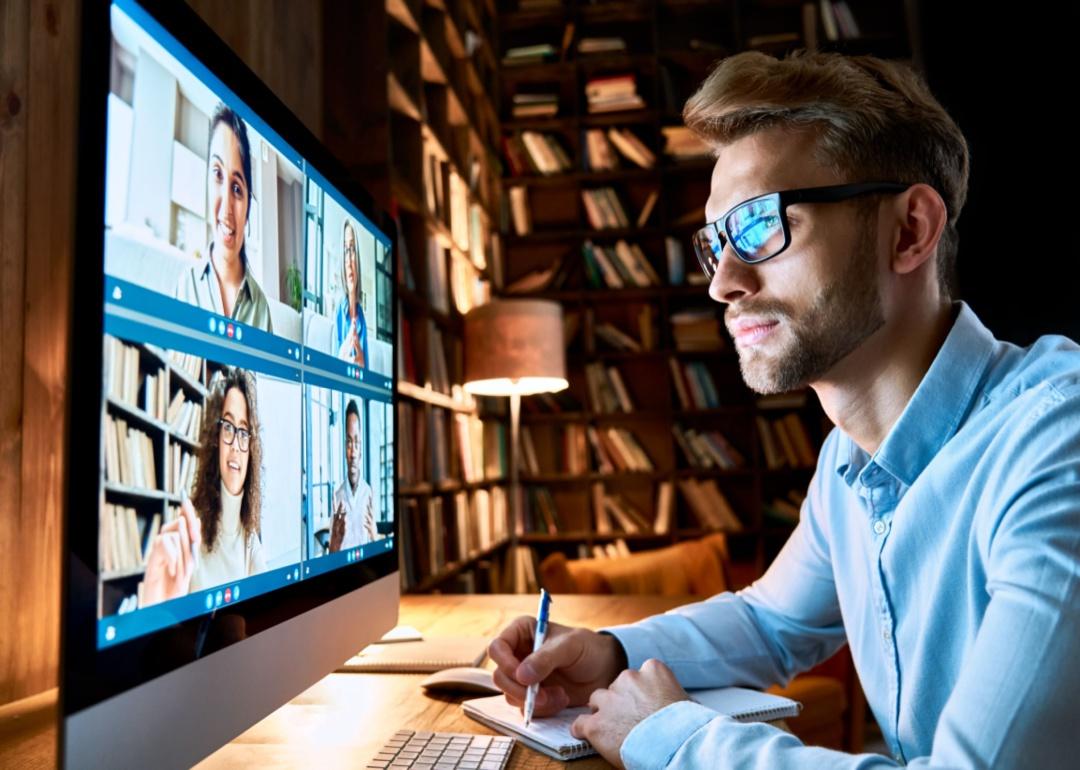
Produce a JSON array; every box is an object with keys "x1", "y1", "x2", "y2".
[{"x1": 916, "y1": 2, "x2": 1078, "y2": 345}]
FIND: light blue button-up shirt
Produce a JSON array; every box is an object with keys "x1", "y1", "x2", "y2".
[{"x1": 605, "y1": 301, "x2": 1080, "y2": 768}]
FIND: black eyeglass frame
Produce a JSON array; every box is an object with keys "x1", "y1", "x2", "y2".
[
  {"x1": 693, "y1": 182, "x2": 911, "y2": 276},
  {"x1": 218, "y1": 417, "x2": 252, "y2": 452}
]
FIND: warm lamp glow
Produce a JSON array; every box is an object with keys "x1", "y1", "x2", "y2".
[{"x1": 463, "y1": 300, "x2": 568, "y2": 396}]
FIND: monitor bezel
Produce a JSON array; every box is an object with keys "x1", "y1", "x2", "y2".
[{"x1": 62, "y1": 0, "x2": 400, "y2": 718}]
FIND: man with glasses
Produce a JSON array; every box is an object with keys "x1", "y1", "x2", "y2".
[
  {"x1": 329, "y1": 398, "x2": 377, "y2": 553},
  {"x1": 489, "y1": 50, "x2": 1080, "y2": 768}
]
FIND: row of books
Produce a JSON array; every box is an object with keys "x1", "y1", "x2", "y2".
[
  {"x1": 673, "y1": 424, "x2": 746, "y2": 471},
  {"x1": 756, "y1": 414, "x2": 816, "y2": 469},
  {"x1": 584, "y1": 362, "x2": 634, "y2": 413},
  {"x1": 165, "y1": 390, "x2": 204, "y2": 443},
  {"x1": 590, "y1": 477, "x2": 742, "y2": 536},
  {"x1": 679, "y1": 477, "x2": 744, "y2": 532},
  {"x1": 523, "y1": 486, "x2": 563, "y2": 535},
  {"x1": 104, "y1": 413, "x2": 159, "y2": 491},
  {"x1": 593, "y1": 484, "x2": 654, "y2": 535},
  {"x1": 584, "y1": 127, "x2": 656, "y2": 170},
  {"x1": 168, "y1": 349, "x2": 204, "y2": 384},
  {"x1": 589, "y1": 425, "x2": 653, "y2": 473},
  {"x1": 582, "y1": 238, "x2": 661, "y2": 288},
  {"x1": 504, "y1": 237, "x2": 703, "y2": 295},
  {"x1": 586, "y1": 73, "x2": 645, "y2": 113},
  {"x1": 519, "y1": 423, "x2": 588, "y2": 476},
  {"x1": 669, "y1": 358, "x2": 722, "y2": 410},
  {"x1": 503, "y1": 131, "x2": 573, "y2": 176},
  {"x1": 100, "y1": 504, "x2": 157, "y2": 574},
  {"x1": 666, "y1": 237, "x2": 709, "y2": 287},
  {"x1": 454, "y1": 408, "x2": 509, "y2": 483},
  {"x1": 581, "y1": 186, "x2": 656, "y2": 230},
  {"x1": 502, "y1": 29, "x2": 630, "y2": 65},
  {"x1": 425, "y1": 322, "x2": 453, "y2": 395},
  {"x1": 106, "y1": 337, "x2": 168, "y2": 420},
  {"x1": 167, "y1": 443, "x2": 197, "y2": 497},
  {"x1": 398, "y1": 487, "x2": 509, "y2": 587}
]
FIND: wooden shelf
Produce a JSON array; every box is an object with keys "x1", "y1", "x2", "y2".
[
  {"x1": 396, "y1": 381, "x2": 475, "y2": 413},
  {"x1": 408, "y1": 537, "x2": 512, "y2": 593}
]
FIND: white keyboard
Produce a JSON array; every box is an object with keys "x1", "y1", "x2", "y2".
[{"x1": 367, "y1": 730, "x2": 516, "y2": 770}]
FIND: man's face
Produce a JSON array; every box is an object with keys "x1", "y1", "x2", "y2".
[
  {"x1": 707, "y1": 127, "x2": 886, "y2": 394},
  {"x1": 345, "y1": 412, "x2": 361, "y2": 490}
]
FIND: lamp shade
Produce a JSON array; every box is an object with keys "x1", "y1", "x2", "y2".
[{"x1": 463, "y1": 299, "x2": 568, "y2": 397}]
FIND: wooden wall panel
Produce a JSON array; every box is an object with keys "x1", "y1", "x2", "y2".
[
  {"x1": 0, "y1": 0, "x2": 32, "y2": 709},
  {"x1": 0, "y1": 0, "x2": 79, "y2": 704},
  {"x1": 185, "y1": 0, "x2": 324, "y2": 141}
]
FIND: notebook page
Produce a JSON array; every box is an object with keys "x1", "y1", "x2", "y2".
[{"x1": 465, "y1": 695, "x2": 589, "y2": 751}]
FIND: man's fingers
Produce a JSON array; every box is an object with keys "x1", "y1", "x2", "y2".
[
  {"x1": 488, "y1": 637, "x2": 523, "y2": 675},
  {"x1": 588, "y1": 686, "x2": 611, "y2": 712},
  {"x1": 570, "y1": 713, "x2": 594, "y2": 741},
  {"x1": 530, "y1": 686, "x2": 569, "y2": 718},
  {"x1": 518, "y1": 630, "x2": 579, "y2": 685},
  {"x1": 491, "y1": 666, "x2": 527, "y2": 702}
]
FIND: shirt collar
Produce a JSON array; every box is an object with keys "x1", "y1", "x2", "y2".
[
  {"x1": 834, "y1": 301, "x2": 997, "y2": 489},
  {"x1": 202, "y1": 245, "x2": 254, "y2": 305}
]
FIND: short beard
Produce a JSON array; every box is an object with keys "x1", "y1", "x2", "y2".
[{"x1": 734, "y1": 218, "x2": 884, "y2": 394}]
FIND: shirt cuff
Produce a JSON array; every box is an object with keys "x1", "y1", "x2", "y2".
[
  {"x1": 620, "y1": 700, "x2": 728, "y2": 770},
  {"x1": 600, "y1": 624, "x2": 664, "y2": 671}
]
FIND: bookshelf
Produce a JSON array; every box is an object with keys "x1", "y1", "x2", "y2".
[
  {"x1": 99, "y1": 335, "x2": 224, "y2": 617},
  {"x1": 323, "y1": 0, "x2": 515, "y2": 593},
  {"x1": 495, "y1": 0, "x2": 913, "y2": 588}
]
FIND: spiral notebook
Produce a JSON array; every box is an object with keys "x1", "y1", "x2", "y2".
[
  {"x1": 462, "y1": 686, "x2": 801, "y2": 761},
  {"x1": 337, "y1": 637, "x2": 488, "y2": 673}
]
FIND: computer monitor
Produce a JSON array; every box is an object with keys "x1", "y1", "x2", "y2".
[{"x1": 62, "y1": 1, "x2": 399, "y2": 767}]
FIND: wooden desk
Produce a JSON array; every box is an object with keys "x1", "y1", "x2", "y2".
[
  {"x1": 1, "y1": 594, "x2": 783, "y2": 768},
  {"x1": 199, "y1": 595, "x2": 692, "y2": 769}
]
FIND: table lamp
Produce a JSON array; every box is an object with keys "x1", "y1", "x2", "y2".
[{"x1": 463, "y1": 299, "x2": 568, "y2": 539}]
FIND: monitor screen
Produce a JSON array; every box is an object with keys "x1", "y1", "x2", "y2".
[
  {"x1": 62, "y1": 1, "x2": 399, "y2": 760},
  {"x1": 97, "y1": 0, "x2": 395, "y2": 649}
]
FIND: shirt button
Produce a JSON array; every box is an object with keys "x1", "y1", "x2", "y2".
[
  {"x1": 882, "y1": 627, "x2": 892, "y2": 642},
  {"x1": 873, "y1": 520, "x2": 887, "y2": 535}
]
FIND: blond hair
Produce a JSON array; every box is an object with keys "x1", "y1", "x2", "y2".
[{"x1": 684, "y1": 50, "x2": 969, "y2": 298}]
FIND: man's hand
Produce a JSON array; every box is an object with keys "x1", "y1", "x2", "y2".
[
  {"x1": 570, "y1": 658, "x2": 690, "y2": 770},
  {"x1": 329, "y1": 502, "x2": 346, "y2": 553},
  {"x1": 488, "y1": 616, "x2": 628, "y2": 718},
  {"x1": 140, "y1": 498, "x2": 201, "y2": 607}
]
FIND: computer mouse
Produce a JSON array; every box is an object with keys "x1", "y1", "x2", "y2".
[{"x1": 420, "y1": 667, "x2": 501, "y2": 695}]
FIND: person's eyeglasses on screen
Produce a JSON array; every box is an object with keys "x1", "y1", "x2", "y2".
[
  {"x1": 218, "y1": 418, "x2": 251, "y2": 452},
  {"x1": 692, "y1": 182, "x2": 911, "y2": 279}
]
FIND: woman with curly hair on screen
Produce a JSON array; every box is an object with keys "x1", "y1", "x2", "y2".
[{"x1": 140, "y1": 367, "x2": 266, "y2": 606}]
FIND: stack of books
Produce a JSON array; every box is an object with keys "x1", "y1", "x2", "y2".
[
  {"x1": 512, "y1": 91, "x2": 559, "y2": 119},
  {"x1": 503, "y1": 43, "x2": 557, "y2": 66},
  {"x1": 662, "y1": 126, "x2": 712, "y2": 160},
  {"x1": 578, "y1": 36, "x2": 626, "y2": 55},
  {"x1": 670, "y1": 308, "x2": 725, "y2": 351},
  {"x1": 581, "y1": 187, "x2": 630, "y2": 230},
  {"x1": 585, "y1": 74, "x2": 645, "y2": 113}
]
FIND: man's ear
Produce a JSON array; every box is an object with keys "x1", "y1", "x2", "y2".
[{"x1": 890, "y1": 183, "x2": 947, "y2": 276}]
